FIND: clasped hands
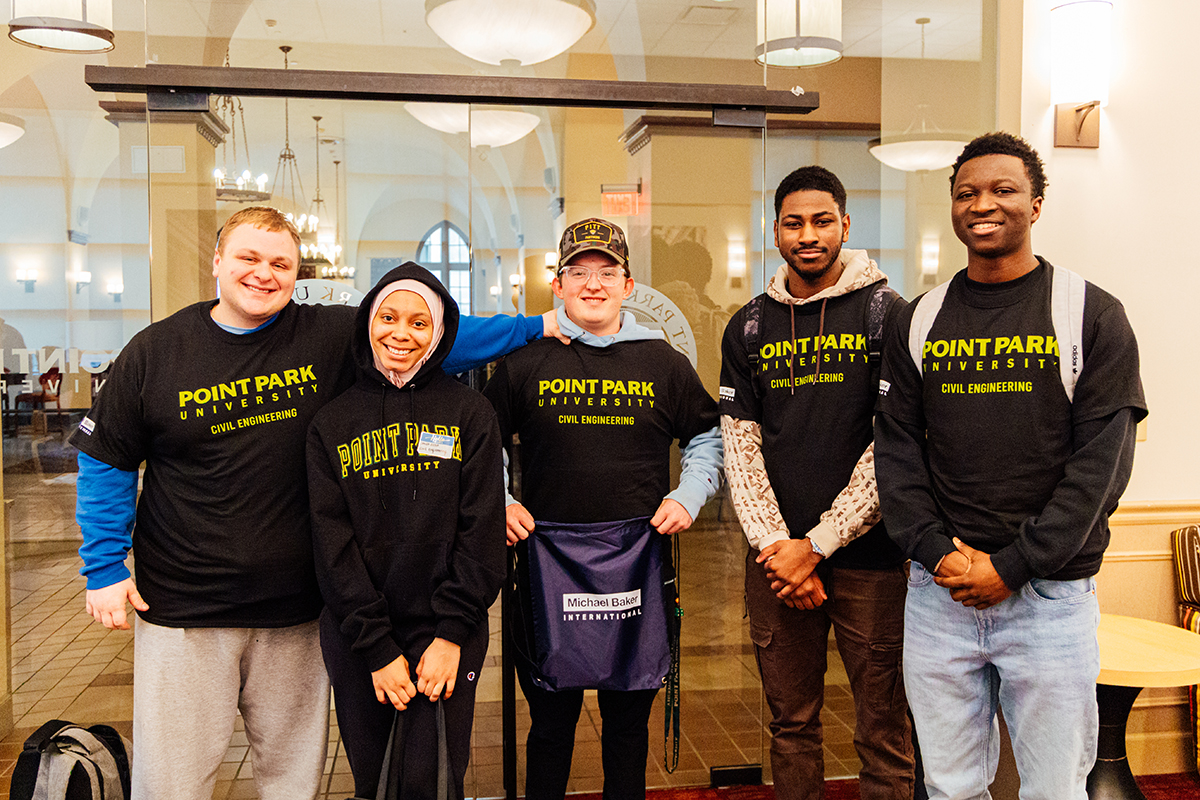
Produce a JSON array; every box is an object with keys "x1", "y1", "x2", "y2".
[
  {"x1": 757, "y1": 538, "x2": 826, "y2": 610},
  {"x1": 933, "y1": 537, "x2": 1013, "y2": 610},
  {"x1": 371, "y1": 637, "x2": 461, "y2": 710}
]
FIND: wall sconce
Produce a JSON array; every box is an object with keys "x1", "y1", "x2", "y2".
[
  {"x1": 16, "y1": 267, "x2": 37, "y2": 292},
  {"x1": 921, "y1": 236, "x2": 940, "y2": 286},
  {"x1": 727, "y1": 239, "x2": 747, "y2": 289},
  {"x1": 509, "y1": 272, "x2": 524, "y2": 310},
  {"x1": 107, "y1": 278, "x2": 123, "y2": 302},
  {"x1": 1051, "y1": 0, "x2": 1112, "y2": 148},
  {"x1": 71, "y1": 270, "x2": 91, "y2": 293},
  {"x1": 544, "y1": 251, "x2": 557, "y2": 283}
]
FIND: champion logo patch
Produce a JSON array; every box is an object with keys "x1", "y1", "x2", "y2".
[
  {"x1": 878, "y1": 379, "x2": 891, "y2": 397},
  {"x1": 467, "y1": 672, "x2": 477, "y2": 681},
  {"x1": 719, "y1": 386, "x2": 735, "y2": 401}
]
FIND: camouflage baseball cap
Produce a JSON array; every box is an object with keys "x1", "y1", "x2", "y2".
[{"x1": 557, "y1": 218, "x2": 629, "y2": 271}]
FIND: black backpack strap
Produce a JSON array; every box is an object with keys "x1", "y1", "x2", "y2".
[
  {"x1": 743, "y1": 295, "x2": 766, "y2": 400},
  {"x1": 87, "y1": 724, "x2": 132, "y2": 800},
  {"x1": 22, "y1": 719, "x2": 74, "y2": 751},
  {"x1": 865, "y1": 283, "x2": 898, "y2": 387}
]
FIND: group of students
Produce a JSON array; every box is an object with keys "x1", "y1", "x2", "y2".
[{"x1": 72, "y1": 130, "x2": 1146, "y2": 800}]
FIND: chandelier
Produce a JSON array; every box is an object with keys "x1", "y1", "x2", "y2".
[
  {"x1": 270, "y1": 46, "x2": 315, "y2": 237},
  {"x1": 301, "y1": 116, "x2": 344, "y2": 268},
  {"x1": 212, "y1": 55, "x2": 270, "y2": 203},
  {"x1": 320, "y1": 157, "x2": 354, "y2": 280}
]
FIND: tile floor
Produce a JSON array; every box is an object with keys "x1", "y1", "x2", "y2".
[{"x1": 0, "y1": 442, "x2": 861, "y2": 799}]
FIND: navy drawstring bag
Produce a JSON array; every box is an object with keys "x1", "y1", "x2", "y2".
[{"x1": 521, "y1": 516, "x2": 673, "y2": 692}]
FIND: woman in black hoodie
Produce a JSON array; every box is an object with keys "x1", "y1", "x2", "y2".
[{"x1": 307, "y1": 262, "x2": 506, "y2": 798}]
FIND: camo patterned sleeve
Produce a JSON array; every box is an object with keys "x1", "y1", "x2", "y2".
[
  {"x1": 721, "y1": 415, "x2": 791, "y2": 552},
  {"x1": 805, "y1": 443, "x2": 883, "y2": 557}
]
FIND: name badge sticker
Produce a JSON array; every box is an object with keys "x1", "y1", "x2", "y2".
[{"x1": 416, "y1": 431, "x2": 455, "y2": 459}]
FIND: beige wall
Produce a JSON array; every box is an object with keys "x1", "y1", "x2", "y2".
[
  {"x1": 1017, "y1": 0, "x2": 1200, "y2": 505},
  {"x1": 1011, "y1": 0, "x2": 1200, "y2": 774}
]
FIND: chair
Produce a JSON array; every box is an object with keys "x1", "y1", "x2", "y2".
[
  {"x1": 1170, "y1": 524, "x2": 1200, "y2": 771},
  {"x1": 14, "y1": 367, "x2": 62, "y2": 434}
]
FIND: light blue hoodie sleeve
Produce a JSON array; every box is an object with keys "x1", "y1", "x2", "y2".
[
  {"x1": 444, "y1": 313, "x2": 544, "y2": 374},
  {"x1": 76, "y1": 451, "x2": 138, "y2": 589},
  {"x1": 665, "y1": 425, "x2": 723, "y2": 520}
]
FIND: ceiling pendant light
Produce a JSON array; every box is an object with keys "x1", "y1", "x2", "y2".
[
  {"x1": 405, "y1": 103, "x2": 540, "y2": 149},
  {"x1": 425, "y1": 0, "x2": 595, "y2": 66},
  {"x1": 0, "y1": 112, "x2": 26, "y2": 149},
  {"x1": 270, "y1": 46, "x2": 313, "y2": 233},
  {"x1": 213, "y1": 54, "x2": 270, "y2": 204},
  {"x1": 8, "y1": 0, "x2": 114, "y2": 53},
  {"x1": 756, "y1": 0, "x2": 842, "y2": 68},
  {"x1": 868, "y1": 19, "x2": 970, "y2": 172}
]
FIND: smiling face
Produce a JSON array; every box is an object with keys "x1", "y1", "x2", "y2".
[
  {"x1": 552, "y1": 251, "x2": 633, "y2": 336},
  {"x1": 951, "y1": 153, "x2": 1042, "y2": 280},
  {"x1": 774, "y1": 189, "x2": 851, "y2": 299},
  {"x1": 371, "y1": 290, "x2": 434, "y2": 375},
  {"x1": 211, "y1": 224, "x2": 300, "y2": 329}
]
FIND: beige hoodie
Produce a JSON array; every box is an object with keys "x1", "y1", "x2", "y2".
[{"x1": 721, "y1": 248, "x2": 888, "y2": 559}]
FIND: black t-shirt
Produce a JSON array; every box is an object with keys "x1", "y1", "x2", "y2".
[
  {"x1": 483, "y1": 337, "x2": 718, "y2": 523},
  {"x1": 877, "y1": 260, "x2": 1147, "y2": 577},
  {"x1": 71, "y1": 301, "x2": 357, "y2": 627},
  {"x1": 720, "y1": 282, "x2": 904, "y2": 569}
]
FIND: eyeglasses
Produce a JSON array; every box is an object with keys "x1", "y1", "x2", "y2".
[{"x1": 558, "y1": 266, "x2": 627, "y2": 286}]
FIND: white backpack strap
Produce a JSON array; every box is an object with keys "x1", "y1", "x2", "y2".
[
  {"x1": 907, "y1": 280, "x2": 952, "y2": 374},
  {"x1": 37, "y1": 749, "x2": 100, "y2": 800},
  {"x1": 1050, "y1": 264, "x2": 1087, "y2": 401},
  {"x1": 35, "y1": 727, "x2": 115, "y2": 800}
]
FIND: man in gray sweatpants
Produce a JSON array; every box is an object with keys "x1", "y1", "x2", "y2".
[{"x1": 71, "y1": 206, "x2": 562, "y2": 799}]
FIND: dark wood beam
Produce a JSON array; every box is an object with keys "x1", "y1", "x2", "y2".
[{"x1": 85, "y1": 64, "x2": 820, "y2": 115}]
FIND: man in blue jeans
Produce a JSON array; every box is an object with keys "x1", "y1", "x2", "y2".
[{"x1": 875, "y1": 132, "x2": 1147, "y2": 799}]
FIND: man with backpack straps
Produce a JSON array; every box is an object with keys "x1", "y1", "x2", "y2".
[
  {"x1": 719, "y1": 166, "x2": 914, "y2": 800},
  {"x1": 874, "y1": 132, "x2": 1147, "y2": 799}
]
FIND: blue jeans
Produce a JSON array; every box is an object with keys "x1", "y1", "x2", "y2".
[{"x1": 903, "y1": 561, "x2": 1099, "y2": 800}]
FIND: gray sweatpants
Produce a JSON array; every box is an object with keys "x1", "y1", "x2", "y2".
[{"x1": 132, "y1": 618, "x2": 330, "y2": 800}]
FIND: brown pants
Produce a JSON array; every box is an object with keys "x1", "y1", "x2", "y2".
[{"x1": 746, "y1": 552, "x2": 914, "y2": 800}]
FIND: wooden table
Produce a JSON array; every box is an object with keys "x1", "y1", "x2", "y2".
[{"x1": 1089, "y1": 613, "x2": 1200, "y2": 800}]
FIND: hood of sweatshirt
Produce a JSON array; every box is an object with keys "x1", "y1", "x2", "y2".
[
  {"x1": 555, "y1": 307, "x2": 667, "y2": 347},
  {"x1": 764, "y1": 248, "x2": 889, "y2": 391},
  {"x1": 353, "y1": 261, "x2": 460, "y2": 389},
  {"x1": 767, "y1": 248, "x2": 888, "y2": 306}
]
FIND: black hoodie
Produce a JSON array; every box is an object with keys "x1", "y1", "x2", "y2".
[{"x1": 306, "y1": 262, "x2": 506, "y2": 671}]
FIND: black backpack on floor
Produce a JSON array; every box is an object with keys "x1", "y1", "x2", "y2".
[{"x1": 9, "y1": 719, "x2": 132, "y2": 800}]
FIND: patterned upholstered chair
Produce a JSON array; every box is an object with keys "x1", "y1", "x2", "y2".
[{"x1": 1171, "y1": 524, "x2": 1200, "y2": 771}]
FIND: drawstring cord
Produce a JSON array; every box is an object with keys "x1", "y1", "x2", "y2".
[
  {"x1": 814, "y1": 298, "x2": 827, "y2": 380},
  {"x1": 378, "y1": 383, "x2": 388, "y2": 510},
  {"x1": 409, "y1": 385, "x2": 417, "y2": 501},
  {"x1": 788, "y1": 295, "x2": 829, "y2": 394},
  {"x1": 788, "y1": 303, "x2": 796, "y2": 396}
]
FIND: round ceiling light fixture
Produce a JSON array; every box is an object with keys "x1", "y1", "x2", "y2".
[
  {"x1": 425, "y1": 0, "x2": 595, "y2": 66},
  {"x1": 9, "y1": 0, "x2": 114, "y2": 53}
]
